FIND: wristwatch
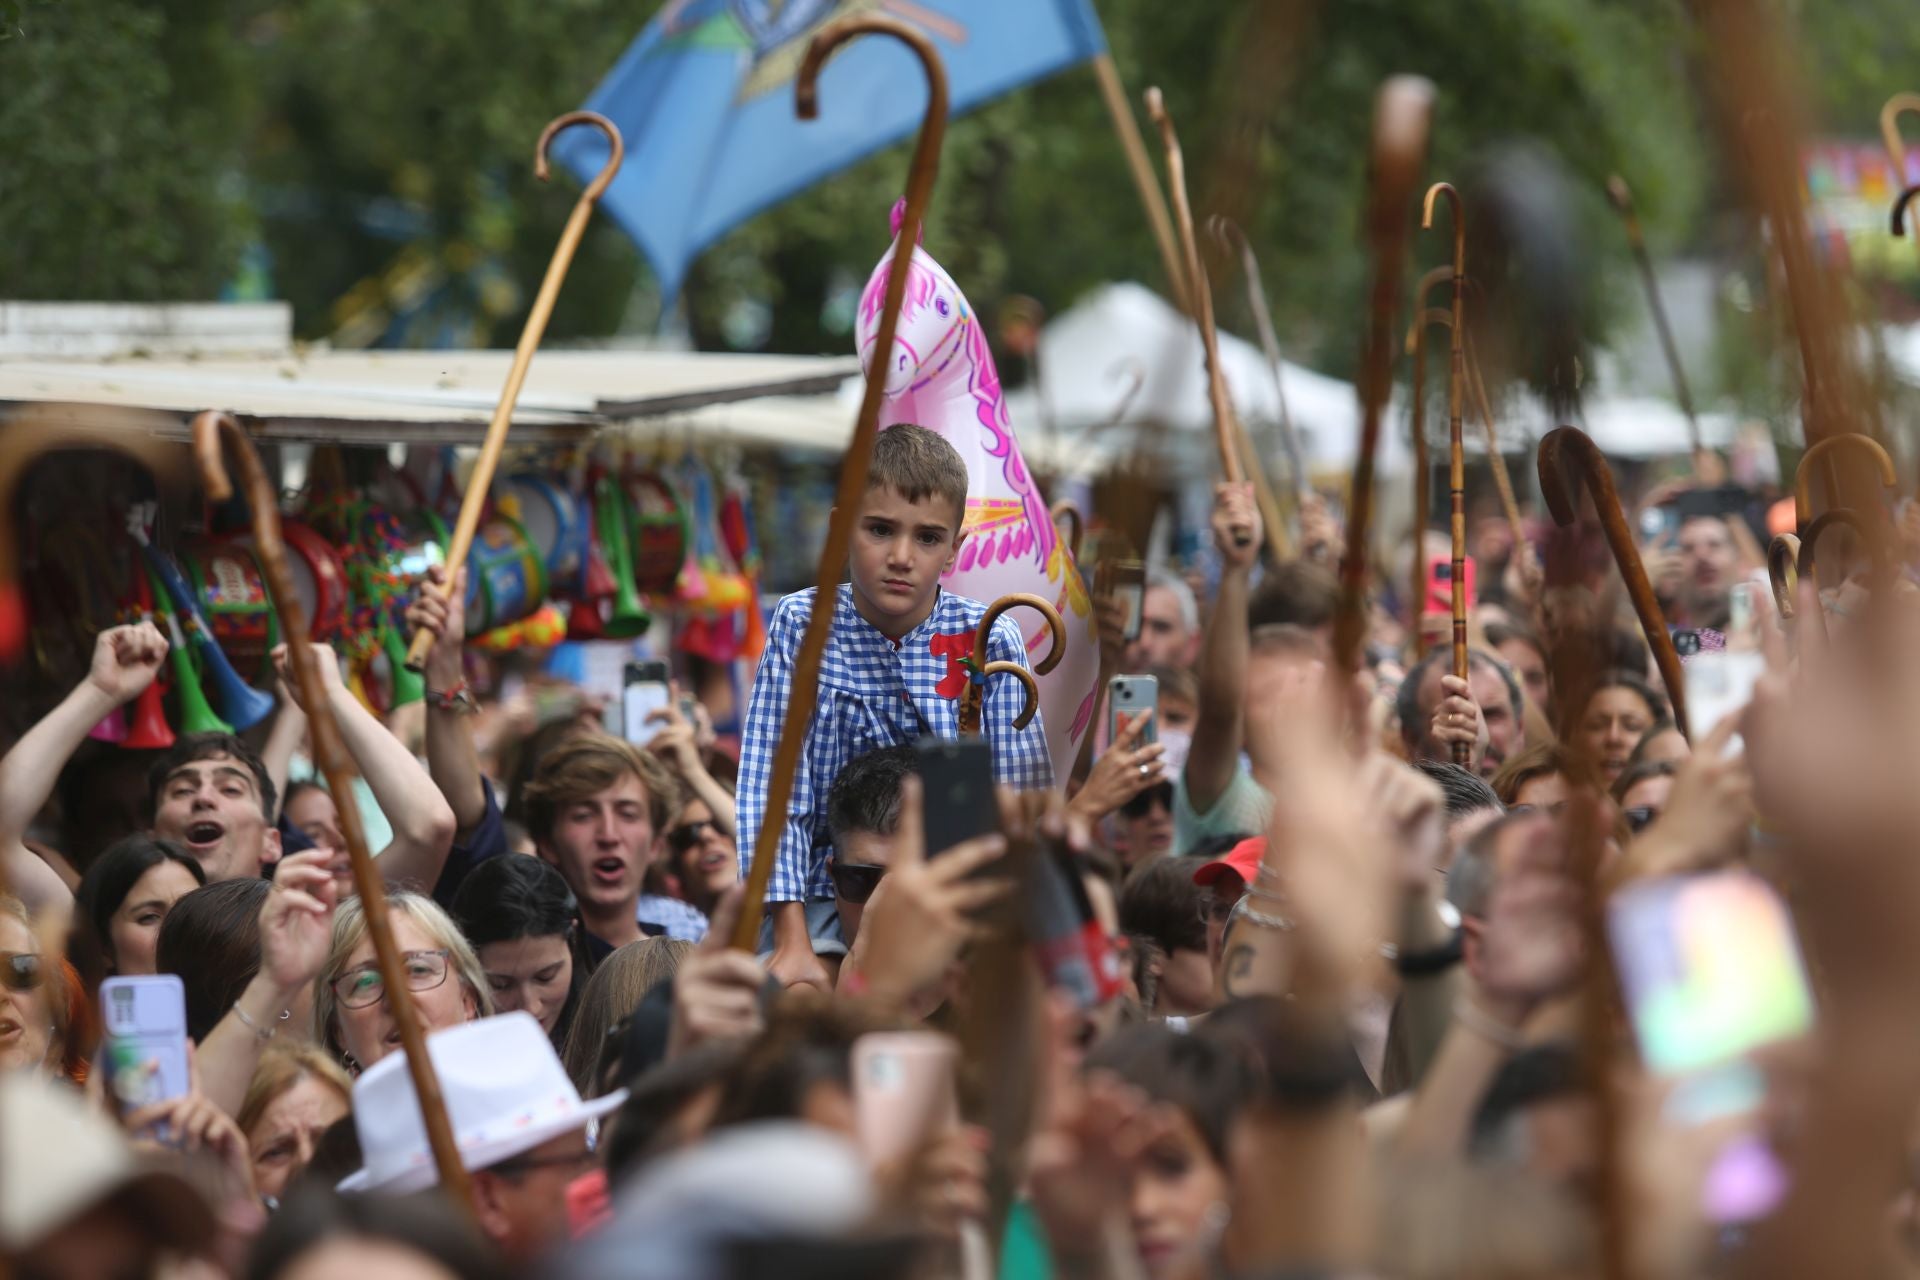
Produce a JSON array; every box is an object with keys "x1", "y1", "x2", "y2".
[{"x1": 1380, "y1": 927, "x2": 1464, "y2": 978}]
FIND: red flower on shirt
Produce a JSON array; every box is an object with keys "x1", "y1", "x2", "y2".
[{"x1": 930, "y1": 628, "x2": 979, "y2": 699}]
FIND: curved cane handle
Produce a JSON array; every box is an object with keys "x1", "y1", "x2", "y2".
[
  {"x1": 1538, "y1": 426, "x2": 1689, "y2": 740},
  {"x1": 0, "y1": 409, "x2": 185, "y2": 662},
  {"x1": 1798, "y1": 508, "x2": 1883, "y2": 585},
  {"x1": 1766, "y1": 534, "x2": 1800, "y2": 620},
  {"x1": 979, "y1": 660, "x2": 1041, "y2": 731},
  {"x1": 192, "y1": 412, "x2": 475, "y2": 1213},
  {"x1": 1794, "y1": 433, "x2": 1895, "y2": 526},
  {"x1": 976, "y1": 591, "x2": 1067, "y2": 677},
  {"x1": 536, "y1": 111, "x2": 623, "y2": 201},
  {"x1": 1891, "y1": 184, "x2": 1920, "y2": 237}
]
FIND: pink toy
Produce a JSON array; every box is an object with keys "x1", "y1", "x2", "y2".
[{"x1": 857, "y1": 201, "x2": 1098, "y2": 777}]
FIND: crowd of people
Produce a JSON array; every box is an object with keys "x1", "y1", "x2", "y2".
[{"x1": 2, "y1": 416, "x2": 1917, "y2": 1280}]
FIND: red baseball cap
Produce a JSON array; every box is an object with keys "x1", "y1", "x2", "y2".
[{"x1": 1192, "y1": 836, "x2": 1266, "y2": 888}]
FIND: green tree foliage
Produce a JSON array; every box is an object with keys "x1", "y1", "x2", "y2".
[
  {"x1": 0, "y1": 0, "x2": 247, "y2": 300},
  {"x1": 1, "y1": 0, "x2": 1858, "y2": 390}
]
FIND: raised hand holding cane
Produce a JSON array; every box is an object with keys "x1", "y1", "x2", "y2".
[
  {"x1": 193, "y1": 411, "x2": 474, "y2": 1215},
  {"x1": 403, "y1": 112, "x2": 623, "y2": 671},
  {"x1": 1422, "y1": 182, "x2": 1471, "y2": 765}
]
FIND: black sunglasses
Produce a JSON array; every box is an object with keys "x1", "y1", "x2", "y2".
[
  {"x1": 1121, "y1": 782, "x2": 1175, "y2": 820},
  {"x1": 666, "y1": 820, "x2": 714, "y2": 855},
  {"x1": 827, "y1": 860, "x2": 886, "y2": 905},
  {"x1": 2, "y1": 952, "x2": 42, "y2": 993}
]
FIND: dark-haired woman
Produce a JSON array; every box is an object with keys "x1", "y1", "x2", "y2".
[
  {"x1": 75, "y1": 834, "x2": 205, "y2": 975},
  {"x1": 451, "y1": 854, "x2": 588, "y2": 1045}
]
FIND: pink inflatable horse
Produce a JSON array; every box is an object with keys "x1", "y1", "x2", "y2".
[{"x1": 858, "y1": 202, "x2": 1097, "y2": 778}]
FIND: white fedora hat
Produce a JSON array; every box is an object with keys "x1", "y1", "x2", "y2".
[{"x1": 340, "y1": 1011, "x2": 627, "y2": 1195}]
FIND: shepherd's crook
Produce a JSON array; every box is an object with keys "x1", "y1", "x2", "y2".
[
  {"x1": 404, "y1": 112, "x2": 623, "y2": 671},
  {"x1": 732, "y1": 17, "x2": 948, "y2": 950},
  {"x1": 1605, "y1": 175, "x2": 1705, "y2": 461},
  {"x1": 956, "y1": 592, "x2": 1061, "y2": 736},
  {"x1": 1537, "y1": 426, "x2": 1689, "y2": 740},
  {"x1": 1882, "y1": 94, "x2": 1920, "y2": 267},
  {"x1": 0, "y1": 408, "x2": 185, "y2": 663},
  {"x1": 1144, "y1": 88, "x2": 1269, "y2": 553},
  {"x1": 193, "y1": 412, "x2": 473, "y2": 1212},
  {"x1": 1335, "y1": 76, "x2": 1435, "y2": 678},
  {"x1": 1794, "y1": 433, "x2": 1894, "y2": 527},
  {"x1": 1208, "y1": 214, "x2": 1309, "y2": 508},
  {"x1": 1423, "y1": 183, "x2": 1471, "y2": 765}
]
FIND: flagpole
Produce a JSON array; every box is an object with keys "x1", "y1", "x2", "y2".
[{"x1": 1090, "y1": 52, "x2": 1191, "y2": 315}]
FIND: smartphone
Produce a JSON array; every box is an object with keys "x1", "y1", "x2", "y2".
[
  {"x1": 851, "y1": 1031, "x2": 959, "y2": 1167},
  {"x1": 1675, "y1": 484, "x2": 1751, "y2": 523},
  {"x1": 1423, "y1": 554, "x2": 1478, "y2": 617},
  {"x1": 915, "y1": 737, "x2": 999, "y2": 855},
  {"x1": 1099, "y1": 558, "x2": 1147, "y2": 642},
  {"x1": 1684, "y1": 650, "x2": 1764, "y2": 753},
  {"x1": 99, "y1": 974, "x2": 190, "y2": 1118},
  {"x1": 1609, "y1": 870, "x2": 1813, "y2": 1084},
  {"x1": 621, "y1": 660, "x2": 672, "y2": 745},
  {"x1": 1107, "y1": 674, "x2": 1158, "y2": 747}
]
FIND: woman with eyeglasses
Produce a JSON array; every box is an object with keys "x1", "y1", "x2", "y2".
[
  {"x1": 452, "y1": 855, "x2": 589, "y2": 1046},
  {"x1": 311, "y1": 891, "x2": 493, "y2": 1074}
]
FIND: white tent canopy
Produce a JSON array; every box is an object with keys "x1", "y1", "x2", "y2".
[{"x1": 1001, "y1": 282, "x2": 1403, "y2": 480}]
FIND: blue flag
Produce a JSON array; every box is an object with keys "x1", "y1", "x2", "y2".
[{"x1": 553, "y1": 0, "x2": 1107, "y2": 300}]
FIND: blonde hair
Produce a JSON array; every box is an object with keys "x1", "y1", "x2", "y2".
[
  {"x1": 560, "y1": 937, "x2": 691, "y2": 1095},
  {"x1": 237, "y1": 1040, "x2": 352, "y2": 1138},
  {"x1": 521, "y1": 733, "x2": 683, "y2": 846},
  {"x1": 311, "y1": 892, "x2": 494, "y2": 1066}
]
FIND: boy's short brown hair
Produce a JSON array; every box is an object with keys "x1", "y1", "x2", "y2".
[
  {"x1": 866, "y1": 423, "x2": 969, "y2": 529},
  {"x1": 521, "y1": 734, "x2": 683, "y2": 844}
]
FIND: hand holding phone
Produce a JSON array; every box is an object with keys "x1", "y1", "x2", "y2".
[
  {"x1": 621, "y1": 660, "x2": 672, "y2": 746},
  {"x1": 100, "y1": 975, "x2": 190, "y2": 1119},
  {"x1": 915, "y1": 738, "x2": 999, "y2": 855}
]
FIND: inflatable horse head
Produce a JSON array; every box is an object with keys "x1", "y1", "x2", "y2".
[{"x1": 856, "y1": 201, "x2": 1099, "y2": 776}]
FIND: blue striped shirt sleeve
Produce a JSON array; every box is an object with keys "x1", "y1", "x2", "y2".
[{"x1": 734, "y1": 591, "x2": 820, "y2": 903}]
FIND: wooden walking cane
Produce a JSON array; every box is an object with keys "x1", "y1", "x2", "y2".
[
  {"x1": 1412, "y1": 265, "x2": 1527, "y2": 549},
  {"x1": 192, "y1": 412, "x2": 473, "y2": 1211},
  {"x1": 731, "y1": 15, "x2": 949, "y2": 951},
  {"x1": 1882, "y1": 94, "x2": 1920, "y2": 268},
  {"x1": 1333, "y1": 76, "x2": 1435, "y2": 679},
  {"x1": 1422, "y1": 183, "x2": 1471, "y2": 766},
  {"x1": 1537, "y1": 425, "x2": 1689, "y2": 740},
  {"x1": 955, "y1": 593, "x2": 1062, "y2": 736},
  {"x1": 1890, "y1": 183, "x2": 1920, "y2": 241},
  {"x1": 1797, "y1": 509, "x2": 1886, "y2": 595},
  {"x1": 1405, "y1": 299, "x2": 1444, "y2": 635},
  {"x1": 1605, "y1": 175, "x2": 1708, "y2": 464},
  {"x1": 1209, "y1": 214, "x2": 1311, "y2": 510},
  {"x1": 0, "y1": 409, "x2": 185, "y2": 664},
  {"x1": 1143, "y1": 87, "x2": 1271, "y2": 556},
  {"x1": 1794, "y1": 432, "x2": 1896, "y2": 527},
  {"x1": 1089, "y1": 53, "x2": 1190, "y2": 316},
  {"x1": 404, "y1": 111, "x2": 623, "y2": 671}
]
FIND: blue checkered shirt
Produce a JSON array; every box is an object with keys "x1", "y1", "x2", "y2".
[{"x1": 736, "y1": 583, "x2": 1054, "y2": 903}]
